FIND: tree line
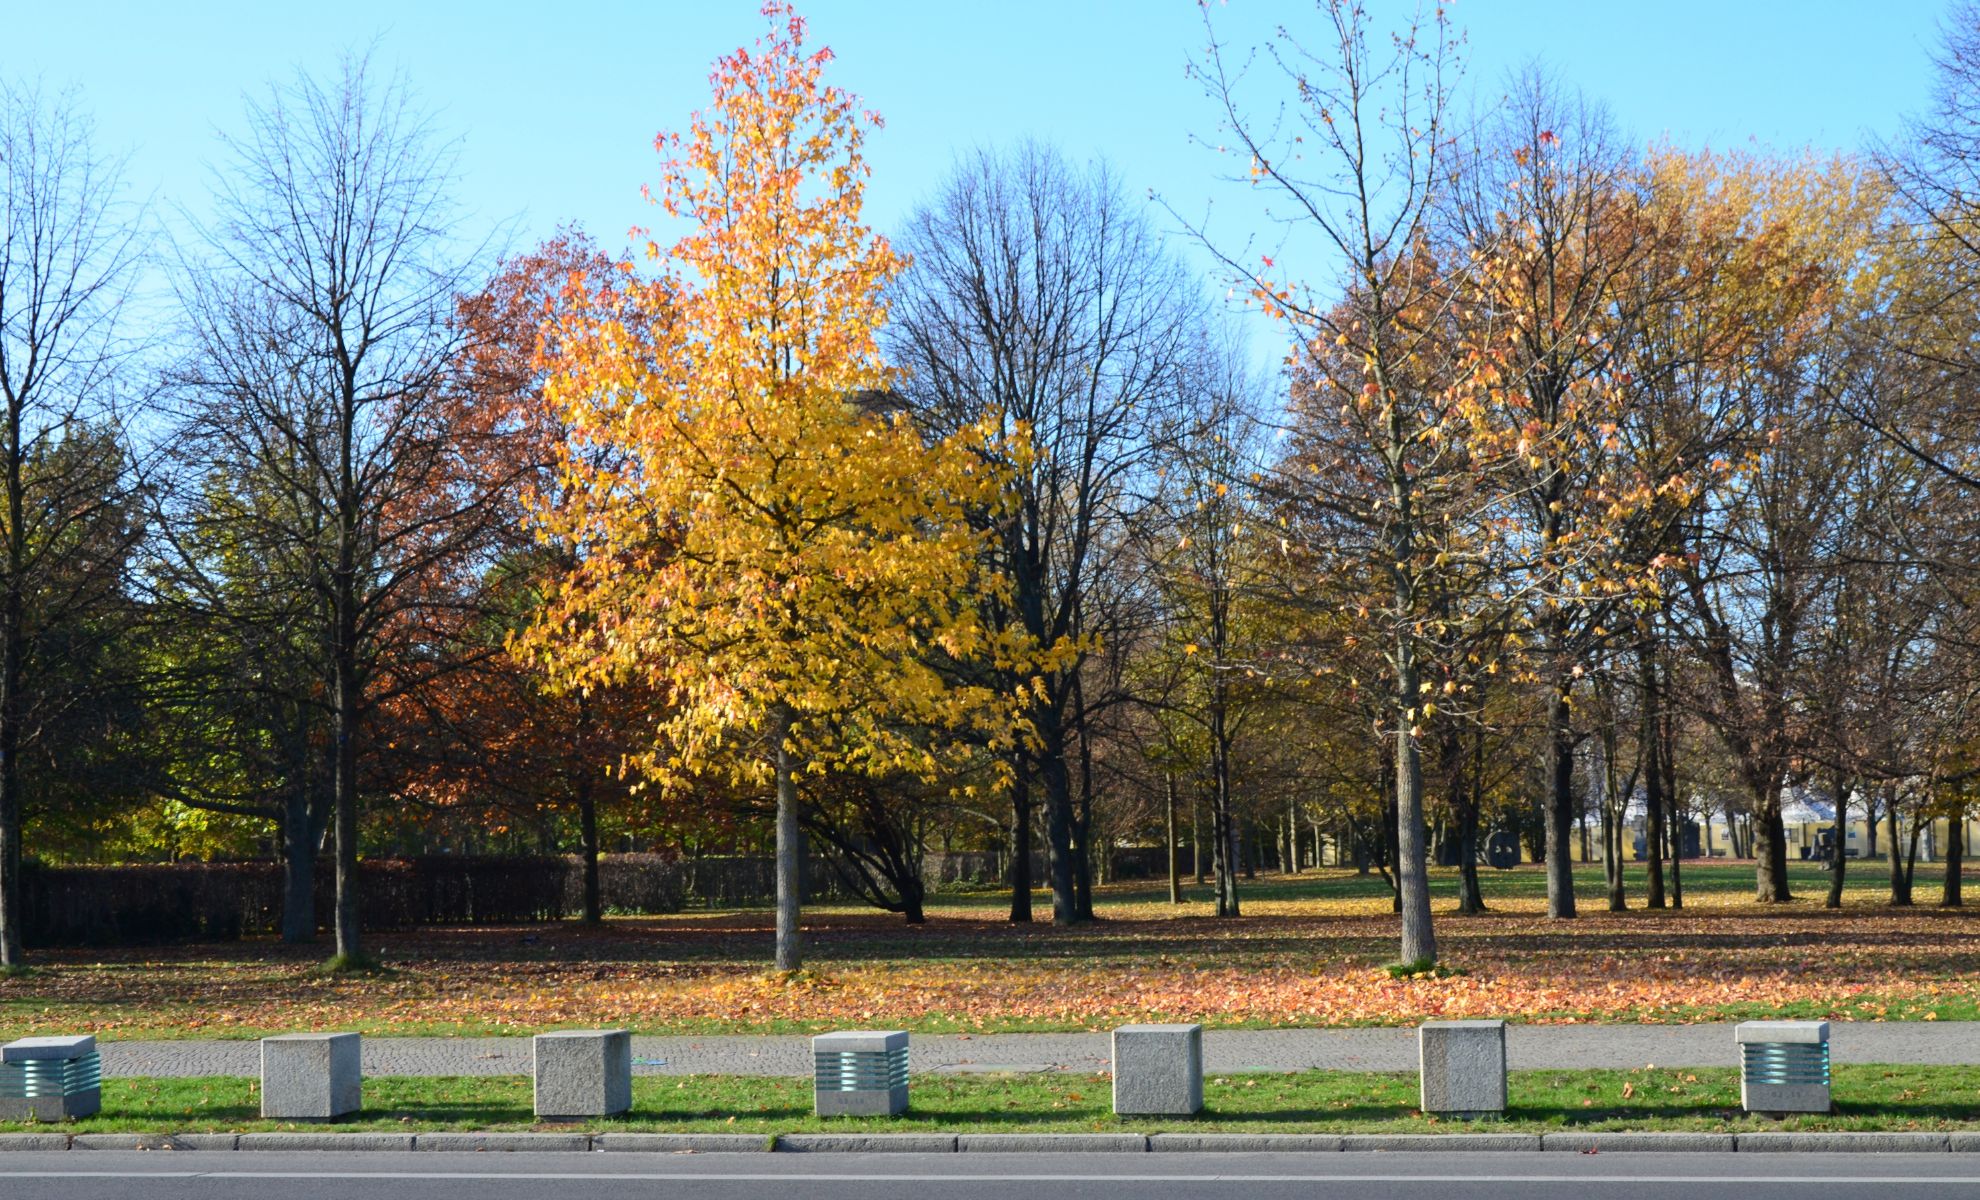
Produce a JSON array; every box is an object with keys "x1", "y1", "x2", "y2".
[{"x1": 3, "y1": 2, "x2": 1980, "y2": 971}]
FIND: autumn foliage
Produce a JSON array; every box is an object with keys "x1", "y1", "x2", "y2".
[{"x1": 517, "y1": 5, "x2": 1017, "y2": 967}]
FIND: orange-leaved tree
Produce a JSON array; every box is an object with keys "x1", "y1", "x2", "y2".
[{"x1": 521, "y1": 4, "x2": 1013, "y2": 971}]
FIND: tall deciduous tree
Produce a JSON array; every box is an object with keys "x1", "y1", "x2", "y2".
[
  {"x1": 162, "y1": 54, "x2": 504, "y2": 963},
  {"x1": 525, "y1": 5, "x2": 1011, "y2": 971},
  {"x1": 889, "y1": 143, "x2": 1198, "y2": 925},
  {"x1": 0, "y1": 83, "x2": 144, "y2": 968},
  {"x1": 1193, "y1": 0, "x2": 1476, "y2": 967}
]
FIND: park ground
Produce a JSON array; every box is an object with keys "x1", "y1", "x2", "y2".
[{"x1": 2, "y1": 861, "x2": 1974, "y2": 1040}]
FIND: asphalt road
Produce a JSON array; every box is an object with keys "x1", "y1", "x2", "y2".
[{"x1": 3, "y1": 1151, "x2": 1980, "y2": 1200}]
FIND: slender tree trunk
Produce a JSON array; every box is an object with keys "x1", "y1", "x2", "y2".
[
  {"x1": 1887, "y1": 789, "x2": 1911, "y2": 907},
  {"x1": 1452, "y1": 727, "x2": 1484, "y2": 915},
  {"x1": 1070, "y1": 692, "x2": 1095, "y2": 920},
  {"x1": 1825, "y1": 776, "x2": 1849, "y2": 909},
  {"x1": 1165, "y1": 772, "x2": 1182, "y2": 904},
  {"x1": 1008, "y1": 758, "x2": 1033, "y2": 922},
  {"x1": 1192, "y1": 788, "x2": 1205, "y2": 885},
  {"x1": 1944, "y1": 805, "x2": 1965, "y2": 908},
  {"x1": 331, "y1": 597, "x2": 363, "y2": 963},
  {"x1": 1041, "y1": 719, "x2": 1079, "y2": 925},
  {"x1": 1210, "y1": 684, "x2": 1240, "y2": 917},
  {"x1": 1394, "y1": 647, "x2": 1435, "y2": 964},
  {"x1": 1660, "y1": 671, "x2": 1683, "y2": 909},
  {"x1": 772, "y1": 706, "x2": 804, "y2": 971},
  {"x1": 1210, "y1": 780, "x2": 1239, "y2": 918},
  {"x1": 1543, "y1": 683, "x2": 1578, "y2": 919},
  {"x1": 1456, "y1": 791, "x2": 1485, "y2": 915},
  {"x1": 578, "y1": 773, "x2": 601, "y2": 927},
  {"x1": 1641, "y1": 652, "x2": 1667, "y2": 909}
]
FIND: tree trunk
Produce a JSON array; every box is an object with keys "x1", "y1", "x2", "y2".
[
  {"x1": 1453, "y1": 727, "x2": 1484, "y2": 915},
  {"x1": 1210, "y1": 682, "x2": 1240, "y2": 917},
  {"x1": 1394, "y1": 648, "x2": 1435, "y2": 965},
  {"x1": 1041, "y1": 719, "x2": 1079, "y2": 925},
  {"x1": 1543, "y1": 683, "x2": 1578, "y2": 920},
  {"x1": 1660, "y1": 669, "x2": 1683, "y2": 910},
  {"x1": 1188, "y1": 788, "x2": 1204, "y2": 884},
  {"x1": 1887, "y1": 789, "x2": 1911, "y2": 907},
  {"x1": 331, "y1": 604, "x2": 363, "y2": 964},
  {"x1": 1752, "y1": 780, "x2": 1791, "y2": 903},
  {"x1": 1456, "y1": 794, "x2": 1485, "y2": 915},
  {"x1": 1165, "y1": 772, "x2": 1182, "y2": 904},
  {"x1": 578, "y1": 772, "x2": 602, "y2": 927},
  {"x1": 1944, "y1": 806, "x2": 1965, "y2": 908},
  {"x1": 1825, "y1": 772, "x2": 1848, "y2": 909},
  {"x1": 1210, "y1": 780, "x2": 1239, "y2": 918},
  {"x1": 772, "y1": 706, "x2": 804, "y2": 971},
  {"x1": 1008, "y1": 758, "x2": 1033, "y2": 922},
  {"x1": 1641, "y1": 653, "x2": 1667, "y2": 909},
  {"x1": 1071, "y1": 696, "x2": 1095, "y2": 921},
  {"x1": 279, "y1": 783, "x2": 329, "y2": 944}
]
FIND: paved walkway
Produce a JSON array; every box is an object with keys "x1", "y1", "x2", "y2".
[{"x1": 99, "y1": 1023, "x2": 1980, "y2": 1078}]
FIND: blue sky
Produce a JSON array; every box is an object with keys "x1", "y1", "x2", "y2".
[{"x1": 10, "y1": 0, "x2": 1952, "y2": 281}]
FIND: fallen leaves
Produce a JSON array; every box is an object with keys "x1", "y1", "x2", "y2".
[{"x1": 2, "y1": 874, "x2": 1978, "y2": 1038}]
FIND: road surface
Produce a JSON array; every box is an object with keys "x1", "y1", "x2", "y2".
[{"x1": 3, "y1": 1151, "x2": 1978, "y2": 1199}]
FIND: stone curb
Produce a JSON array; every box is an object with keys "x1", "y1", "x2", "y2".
[
  {"x1": 1542, "y1": 1132, "x2": 1736, "y2": 1153},
  {"x1": 237, "y1": 1132, "x2": 417, "y2": 1151},
  {"x1": 72, "y1": 1133, "x2": 240, "y2": 1151},
  {"x1": 594, "y1": 1133, "x2": 770, "y2": 1153},
  {"x1": 0, "y1": 1129, "x2": 1976, "y2": 1152},
  {"x1": 776, "y1": 1133, "x2": 959, "y2": 1153},
  {"x1": 1736, "y1": 1131, "x2": 1952, "y2": 1153},
  {"x1": 1149, "y1": 1133, "x2": 1345, "y2": 1152},
  {"x1": 957, "y1": 1133, "x2": 1150, "y2": 1152},
  {"x1": 1340, "y1": 1133, "x2": 1543, "y2": 1152},
  {"x1": 416, "y1": 1132, "x2": 592, "y2": 1152}
]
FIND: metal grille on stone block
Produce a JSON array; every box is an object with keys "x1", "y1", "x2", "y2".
[
  {"x1": 1741, "y1": 1040, "x2": 1830, "y2": 1088},
  {"x1": 814, "y1": 1046, "x2": 908, "y2": 1092},
  {"x1": 1735, "y1": 1019, "x2": 1830, "y2": 1115},
  {"x1": 811, "y1": 1030, "x2": 909, "y2": 1117},
  {"x1": 0, "y1": 1050, "x2": 99, "y2": 1101}
]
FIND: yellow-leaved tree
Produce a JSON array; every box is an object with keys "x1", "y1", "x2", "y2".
[{"x1": 522, "y1": 3, "x2": 1011, "y2": 971}]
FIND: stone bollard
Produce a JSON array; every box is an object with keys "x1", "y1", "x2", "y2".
[
  {"x1": 1111, "y1": 1024, "x2": 1203, "y2": 1116},
  {"x1": 1418, "y1": 1020, "x2": 1506, "y2": 1118},
  {"x1": 812, "y1": 1031, "x2": 909, "y2": 1117},
  {"x1": 533, "y1": 1029, "x2": 633, "y2": 1120},
  {"x1": 0, "y1": 1035, "x2": 101, "y2": 1121},
  {"x1": 261, "y1": 1032, "x2": 362, "y2": 1121},
  {"x1": 1737, "y1": 1020, "x2": 1831, "y2": 1115}
]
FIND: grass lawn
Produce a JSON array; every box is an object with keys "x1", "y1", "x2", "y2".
[
  {"x1": 11, "y1": 1065, "x2": 1980, "y2": 1135},
  {"x1": 2, "y1": 862, "x2": 1977, "y2": 1038}
]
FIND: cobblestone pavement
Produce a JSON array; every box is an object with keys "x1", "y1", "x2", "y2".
[{"x1": 95, "y1": 1022, "x2": 1980, "y2": 1078}]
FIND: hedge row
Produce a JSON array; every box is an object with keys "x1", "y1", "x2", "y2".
[
  {"x1": 19, "y1": 854, "x2": 859, "y2": 948},
  {"x1": 21, "y1": 844, "x2": 1199, "y2": 947}
]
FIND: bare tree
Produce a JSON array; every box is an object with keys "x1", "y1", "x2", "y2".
[
  {"x1": 0, "y1": 82, "x2": 145, "y2": 968},
  {"x1": 158, "y1": 54, "x2": 504, "y2": 965},
  {"x1": 1190, "y1": 0, "x2": 1468, "y2": 966},
  {"x1": 889, "y1": 143, "x2": 1199, "y2": 925}
]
